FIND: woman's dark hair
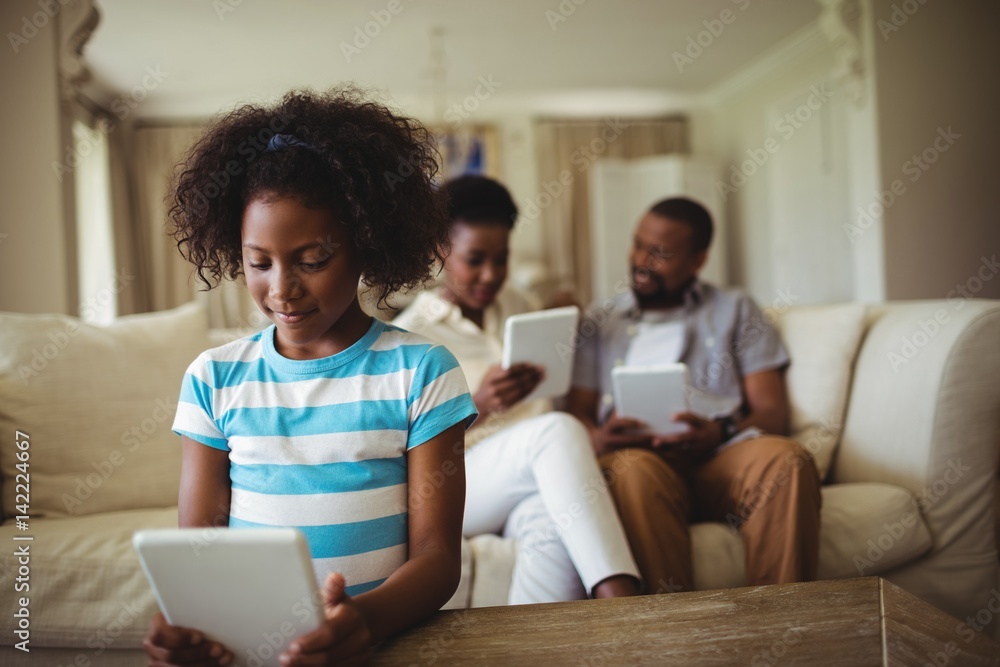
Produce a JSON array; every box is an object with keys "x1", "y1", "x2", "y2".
[
  {"x1": 442, "y1": 174, "x2": 518, "y2": 228},
  {"x1": 648, "y1": 197, "x2": 714, "y2": 254},
  {"x1": 169, "y1": 86, "x2": 449, "y2": 308}
]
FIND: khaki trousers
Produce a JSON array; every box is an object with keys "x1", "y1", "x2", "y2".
[{"x1": 598, "y1": 436, "x2": 821, "y2": 594}]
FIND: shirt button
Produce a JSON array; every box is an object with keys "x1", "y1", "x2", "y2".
[
  {"x1": 602, "y1": 394, "x2": 614, "y2": 406},
  {"x1": 627, "y1": 325, "x2": 638, "y2": 336},
  {"x1": 705, "y1": 337, "x2": 715, "y2": 348},
  {"x1": 614, "y1": 359, "x2": 624, "y2": 367}
]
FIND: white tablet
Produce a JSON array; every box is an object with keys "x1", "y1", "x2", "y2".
[
  {"x1": 612, "y1": 363, "x2": 691, "y2": 436},
  {"x1": 133, "y1": 528, "x2": 321, "y2": 667},
  {"x1": 501, "y1": 306, "x2": 581, "y2": 401}
]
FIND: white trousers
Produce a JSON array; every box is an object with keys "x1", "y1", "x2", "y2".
[{"x1": 463, "y1": 412, "x2": 640, "y2": 604}]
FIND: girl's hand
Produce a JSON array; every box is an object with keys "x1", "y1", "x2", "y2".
[
  {"x1": 143, "y1": 612, "x2": 232, "y2": 666},
  {"x1": 473, "y1": 363, "x2": 544, "y2": 416},
  {"x1": 281, "y1": 572, "x2": 372, "y2": 666}
]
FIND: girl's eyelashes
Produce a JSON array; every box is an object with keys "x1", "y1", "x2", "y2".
[
  {"x1": 244, "y1": 257, "x2": 331, "y2": 271},
  {"x1": 300, "y1": 258, "x2": 330, "y2": 270}
]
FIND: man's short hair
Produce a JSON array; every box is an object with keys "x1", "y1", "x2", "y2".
[
  {"x1": 648, "y1": 197, "x2": 714, "y2": 254},
  {"x1": 443, "y1": 175, "x2": 518, "y2": 228}
]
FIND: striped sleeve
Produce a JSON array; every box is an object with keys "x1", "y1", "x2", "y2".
[
  {"x1": 172, "y1": 353, "x2": 230, "y2": 451},
  {"x1": 406, "y1": 344, "x2": 478, "y2": 450}
]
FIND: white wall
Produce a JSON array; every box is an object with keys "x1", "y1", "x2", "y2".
[
  {"x1": 709, "y1": 12, "x2": 913, "y2": 306},
  {"x1": 842, "y1": 0, "x2": 887, "y2": 304},
  {"x1": 872, "y1": 0, "x2": 1000, "y2": 300},
  {"x1": 706, "y1": 24, "x2": 867, "y2": 308},
  {"x1": 691, "y1": 0, "x2": 1000, "y2": 307},
  {"x1": 0, "y1": 0, "x2": 70, "y2": 314}
]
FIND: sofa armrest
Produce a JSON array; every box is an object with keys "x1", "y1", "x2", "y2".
[
  {"x1": 835, "y1": 299, "x2": 1000, "y2": 565},
  {"x1": 834, "y1": 300, "x2": 1000, "y2": 624}
]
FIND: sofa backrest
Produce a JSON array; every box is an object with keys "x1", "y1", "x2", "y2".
[
  {"x1": 0, "y1": 301, "x2": 211, "y2": 519},
  {"x1": 773, "y1": 303, "x2": 868, "y2": 481}
]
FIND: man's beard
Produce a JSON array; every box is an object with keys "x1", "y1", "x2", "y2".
[{"x1": 631, "y1": 268, "x2": 688, "y2": 309}]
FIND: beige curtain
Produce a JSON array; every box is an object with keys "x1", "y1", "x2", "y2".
[
  {"x1": 130, "y1": 125, "x2": 259, "y2": 329},
  {"x1": 132, "y1": 125, "x2": 203, "y2": 312},
  {"x1": 535, "y1": 117, "x2": 687, "y2": 305},
  {"x1": 107, "y1": 120, "x2": 148, "y2": 316}
]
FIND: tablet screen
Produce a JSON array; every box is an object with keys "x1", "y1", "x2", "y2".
[
  {"x1": 612, "y1": 364, "x2": 690, "y2": 436},
  {"x1": 134, "y1": 528, "x2": 321, "y2": 667},
  {"x1": 501, "y1": 306, "x2": 580, "y2": 401}
]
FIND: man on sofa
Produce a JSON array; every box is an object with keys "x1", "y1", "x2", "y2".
[{"x1": 566, "y1": 197, "x2": 822, "y2": 594}]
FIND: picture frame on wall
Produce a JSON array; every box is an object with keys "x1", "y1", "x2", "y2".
[{"x1": 427, "y1": 124, "x2": 501, "y2": 180}]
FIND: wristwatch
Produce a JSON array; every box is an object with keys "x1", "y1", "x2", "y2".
[{"x1": 714, "y1": 415, "x2": 740, "y2": 443}]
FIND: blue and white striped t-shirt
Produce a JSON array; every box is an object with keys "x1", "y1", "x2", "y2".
[{"x1": 171, "y1": 318, "x2": 478, "y2": 596}]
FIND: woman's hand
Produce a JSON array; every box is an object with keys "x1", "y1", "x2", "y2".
[
  {"x1": 652, "y1": 412, "x2": 723, "y2": 460},
  {"x1": 280, "y1": 573, "x2": 372, "y2": 666},
  {"x1": 143, "y1": 612, "x2": 232, "y2": 666},
  {"x1": 473, "y1": 363, "x2": 544, "y2": 417}
]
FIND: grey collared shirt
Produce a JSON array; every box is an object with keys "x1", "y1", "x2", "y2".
[{"x1": 571, "y1": 280, "x2": 790, "y2": 425}]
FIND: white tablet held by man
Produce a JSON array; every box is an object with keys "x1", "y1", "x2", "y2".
[
  {"x1": 501, "y1": 305, "x2": 581, "y2": 401},
  {"x1": 612, "y1": 363, "x2": 691, "y2": 436},
  {"x1": 133, "y1": 528, "x2": 321, "y2": 667}
]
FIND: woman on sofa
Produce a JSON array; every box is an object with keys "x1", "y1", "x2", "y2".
[{"x1": 393, "y1": 175, "x2": 641, "y2": 604}]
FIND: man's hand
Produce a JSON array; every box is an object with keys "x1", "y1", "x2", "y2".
[
  {"x1": 652, "y1": 412, "x2": 723, "y2": 460},
  {"x1": 281, "y1": 572, "x2": 372, "y2": 666},
  {"x1": 473, "y1": 363, "x2": 544, "y2": 417},
  {"x1": 592, "y1": 412, "x2": 655, "y2": 456},
  {"x1": 143, "y1": 612, "x2": 232, "y2": 666}
]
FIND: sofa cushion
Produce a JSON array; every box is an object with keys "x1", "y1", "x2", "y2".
[
  {"x1": 468, "y1": 534, "x2": 518, "y2": 608},
  {"x1": 0, "y1": 301, "x2": 210, "y2": 519},
  {"x1": 0, "y1": 507, "x2": 176, "y2": 648},
  {"x1": 442, "y1": 538, "x2": 474, "y2": 611},
  {"x1": 774, "y1": 303, "x2": 867, "y2": 480},
  {"x1": 816, "y1": 483, "x2": 932, "y2": 578},
  {"x1": 0, "y1": 647, "x2": 146, "y2": 666},
  {"x1": 689, "y1": 523, "x2": 747, "y2": 591},
  {"x1": 691, "y1": 482, "x2": 933, "y2": 590}
]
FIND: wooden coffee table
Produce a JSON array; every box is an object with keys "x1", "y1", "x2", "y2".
[{"x1": 373, "y1": 577, "x2": 1000, "y2": 665}]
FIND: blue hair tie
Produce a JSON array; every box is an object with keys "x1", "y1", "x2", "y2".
[{"x1": 265, "y1": 133, "x2": 319, "y2": 154}]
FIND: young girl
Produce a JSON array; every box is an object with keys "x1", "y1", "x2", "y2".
[
  {"x1": 143, "y1": 88, "x2": 477, "y2": 666},
  {"x1": 393, "y1": 175, "x2": 641, "y2": 604}
]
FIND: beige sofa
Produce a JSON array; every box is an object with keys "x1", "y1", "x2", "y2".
[{"x1": 1, "y1": 298, "x2": 998, "y2": 665}]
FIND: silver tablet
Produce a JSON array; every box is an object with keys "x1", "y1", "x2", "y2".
[
  {"x1": 612, "y1": 363, "x2": 690, "y2": 436},
  {"x1": 501, "y1": 306, "x2": 581, "y2": 401},
  {"x1": 133, "y1": 528, "x2": 321, "y2": 667}
]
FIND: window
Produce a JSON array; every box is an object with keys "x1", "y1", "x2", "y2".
[{"x1": 72, "y1": 119, "x2": 116, "y2": 324}]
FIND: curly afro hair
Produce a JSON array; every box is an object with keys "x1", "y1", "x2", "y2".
[
  {"x1": 169, "y1": 86, "x2": 449, "y2": 308},
  {"x1": 443, "y1": 175, "x2": 518, "y2": 229}
]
